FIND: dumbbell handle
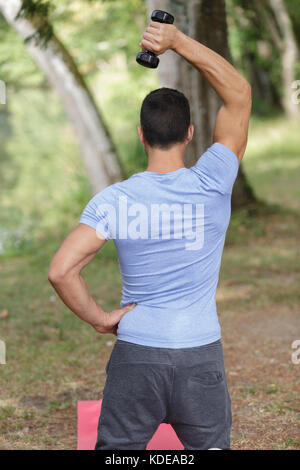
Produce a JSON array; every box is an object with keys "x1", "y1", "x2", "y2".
[{"x1": 136, "y1": 10, "x2": 175, "y2": 69}]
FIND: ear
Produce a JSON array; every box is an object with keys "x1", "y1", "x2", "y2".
[
  {"x1": 186, "y1": 124, "x2": 194, "y2": 144},
  {"x1": 138, "y1": 126, "x2": 145, "y2": 145}
]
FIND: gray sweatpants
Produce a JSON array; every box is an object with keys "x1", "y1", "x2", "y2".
[{"x1": 95, "y1": 339, "x2": 232, "y2": 450}]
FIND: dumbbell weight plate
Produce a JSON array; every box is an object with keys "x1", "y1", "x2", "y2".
[
  {"x1": 136, "y1": 51, "x2": 159, "y2": 69},
  {"x1": 151, "y1": 10, "x2": 174, "y2": 24}
]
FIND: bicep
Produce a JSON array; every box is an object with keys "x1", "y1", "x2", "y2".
[
  {"x1": 49, "y1": 224, "x2": 106, "y2": 278},
  {"x1": 213, "y1": 94, "x2": 252, "y2": 164}
]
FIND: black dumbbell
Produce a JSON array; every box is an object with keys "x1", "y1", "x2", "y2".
[{"x1": 136, "y1": 10, "x2": 175, "y2": 69}]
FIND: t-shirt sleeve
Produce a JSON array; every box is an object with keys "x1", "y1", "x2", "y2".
[
  {"x1": 190, "y1": 142, "x2": 239, "y2": 195},
  {"x1": 79, "y1": 186, "x2": 116, "y2": 241}
]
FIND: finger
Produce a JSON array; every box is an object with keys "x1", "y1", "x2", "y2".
[
  {"x1": 143, "y1": 32, "x2": 157, "y2": 43},
  {"x1": 108, "y1": 303, "x2": 136, "y2": 327},
  {"x1": 146, "y1": 26, "x2": 160, "y2": 34},
  {"x1": 149, "y1": 22, "x2": 161, "y2": 29},
  {"x1": 139, "y1": 41, "x2": 148, "y2": 53},
  {"x1": 117, "y1": 303, "x2": 136, "y2": 319},
  {"x1": 123, "y1": 303, "x2": 136, "y2": 313},
  {"x1": 141, "y1": 39, "x2": 157, "y2": 53}
]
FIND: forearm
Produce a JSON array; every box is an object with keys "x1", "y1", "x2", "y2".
[
  {"x1": 49, "y1": 273, "x2": 104, "y2": 329},
  {"x1": 173, "y1": 30, "x2": 250, "y2": 106}
]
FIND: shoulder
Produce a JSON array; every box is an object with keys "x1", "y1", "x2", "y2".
[{"x1": 190, "y1": 143, "x2": 239, "y2": 195}]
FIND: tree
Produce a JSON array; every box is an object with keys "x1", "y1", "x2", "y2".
[
  {"x1": 254, "y1": 0, "x2": 299, "y2": 119},
  {"x1": 0, "y1": 0, "x2": 125, "y2": 195},
  {"x1": 231, "y1": 0, "x2": 300, "y2": 119},
  {"x1": 146, "y1": 0, "x2": 256, "y2": 208},
  {"x1": 228, "y1": 1, "x2": 280, "y2": 111}
]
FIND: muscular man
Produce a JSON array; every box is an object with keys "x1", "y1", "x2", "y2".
[{"x1": 49, "y1": 21, "x2": 251, "y2": 450}]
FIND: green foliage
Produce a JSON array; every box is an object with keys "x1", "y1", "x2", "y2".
[
  {"x1": 0, "y1": 20, "x2": 43, "y2": 84},
  {"x1": 0, "y1": 0, "x2": 299, "y2": 257},
  {"x1": 227, "y1": 0, "x2": 300, "y2": 113},
  {"x1": 17, "y1": 0, "x2": 53, "y2": 19},
  {"x1": 47, "y1": 0, "x2": 147, "y2": 76},
  {"x1": 16, "y1": 0, "x2": 54, "y2": 48},
  {"x1": 0, "y1": 0, "x2": 157, "y2": 256},
  {"x1": 286, "y1": 0, "x2": 300, "y2": 43}
]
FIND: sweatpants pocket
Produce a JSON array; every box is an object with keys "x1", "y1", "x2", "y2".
[{"x1": 184, "y1": 361, "x2": 228, "y2": 428}]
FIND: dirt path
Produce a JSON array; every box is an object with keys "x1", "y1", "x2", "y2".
[{"x1": 222, "y1": 301, "x2": 299, "y2": 449}]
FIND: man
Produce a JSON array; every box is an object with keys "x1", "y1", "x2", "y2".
[{"x1": 48, "y1": 21, "x2": 251, "y2": 450}]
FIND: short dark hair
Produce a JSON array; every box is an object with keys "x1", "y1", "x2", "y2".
[{"x1": 140, "y1": 88, "x2": 191, "y2": 150}]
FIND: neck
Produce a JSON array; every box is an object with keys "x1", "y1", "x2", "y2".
[{"x1": 145, "y1": 145, "x2": 185, "y2": 174}]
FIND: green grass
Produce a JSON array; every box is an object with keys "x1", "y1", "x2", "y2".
[
  {"x1": 244, "y1": 116, "x2": 300, "y2": 210},
  {"x1": 244, "y1": 386, "x2": 258, "y2": 396}
]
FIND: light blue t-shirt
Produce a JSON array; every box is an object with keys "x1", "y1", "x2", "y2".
[{"x1": 80, "y1": 143, "x2": 239, "y2": 348}]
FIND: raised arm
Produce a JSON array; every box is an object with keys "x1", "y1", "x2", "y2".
[{"x1": 140, "y1": 22, "x2": 252, "y2": 163}]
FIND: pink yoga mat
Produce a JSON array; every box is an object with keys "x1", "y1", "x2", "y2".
[{"x1": 77, "y1": 400, "x2": 184, "y2": 450}]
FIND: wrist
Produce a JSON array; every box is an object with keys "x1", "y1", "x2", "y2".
[
  {"x1": 172, "y1": 29, "x2": 186, "y2": 53},
  {"x1": 90, "y1": 305, "x2": 106, "y2": 330}
]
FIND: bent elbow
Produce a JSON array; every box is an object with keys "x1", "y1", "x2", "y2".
[
  {"x1": 230, "y1": 79, "x2": 252, "y2": 109},
  {"x1": 243, "y1": 80, "x2": 252, "y2": 104},
  {"x1": 48, "y1": 264, "x2": 65, "y2": 285},
  {"x1": 48, "y1": 270, "x2": 59, "y2": 285}
]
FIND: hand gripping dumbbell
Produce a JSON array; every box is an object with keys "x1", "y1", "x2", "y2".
[{"x1": 136, "y1": 10, "x2": 175, "y2": 69}]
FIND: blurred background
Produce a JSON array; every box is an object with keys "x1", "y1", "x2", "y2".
[{"x1": 0, "y1": 0, "x2": 299, "y2": 450}]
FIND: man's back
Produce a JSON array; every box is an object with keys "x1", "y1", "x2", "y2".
[{"x1": 80, "y1": 143, "x2": 239, "y2": 347}]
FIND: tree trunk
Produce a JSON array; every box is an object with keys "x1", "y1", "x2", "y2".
[
  {"x1": 253, "y1": 0, "x2": 299, "y2": 119},
  {"x1": 0, "y1": 0, "x2": 125, "y2": 195},
  {"x1": 269, "y1": 0, "x2": 299, "y2": 119},
  {"x1": 146, "y1": 0, "x2": 256, "y2": 208},
  {"x1": 232, "y1": 6, "x2": 279, "y2": 109}
]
